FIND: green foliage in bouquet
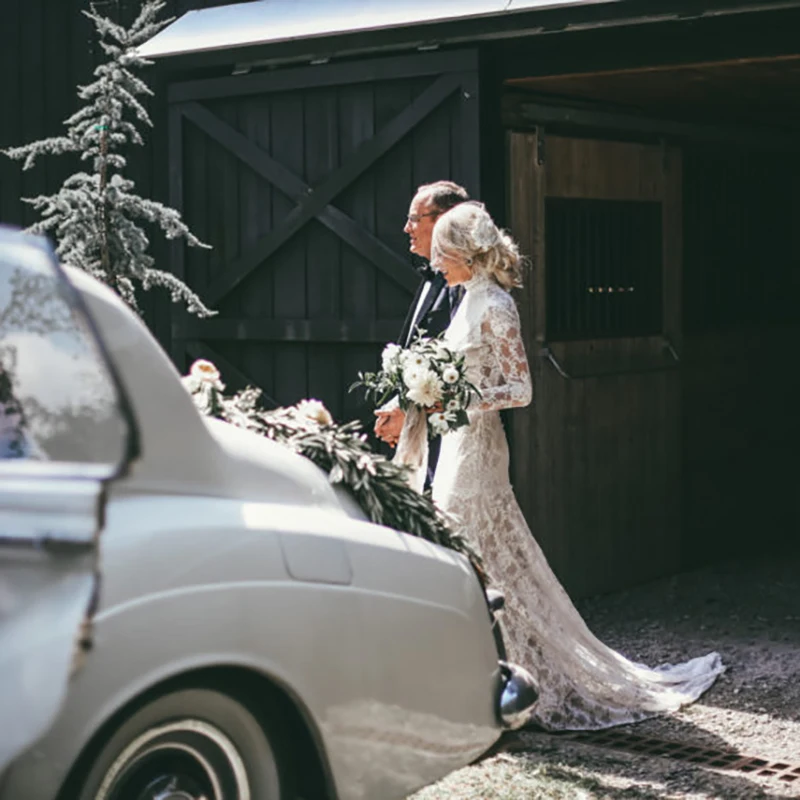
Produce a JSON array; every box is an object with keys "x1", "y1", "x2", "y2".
[
  {"x1": 351, "y1": 331, "x2": 480, "y2": 438},
  {"x1": 182, "y1": 360, "x2": 486, "y2": 585}
]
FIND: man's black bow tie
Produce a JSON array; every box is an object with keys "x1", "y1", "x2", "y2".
[{"x1": 415, "y1": 262, "x2": 438, "y2": 283}]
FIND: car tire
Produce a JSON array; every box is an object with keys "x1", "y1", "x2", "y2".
[{"x1": 74, "y1": 687, "x2": 285, "y2": 800}]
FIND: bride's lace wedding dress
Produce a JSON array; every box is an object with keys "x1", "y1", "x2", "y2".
[{"x1": 431, "y1": 273, "x2": 724, "y2": 730}]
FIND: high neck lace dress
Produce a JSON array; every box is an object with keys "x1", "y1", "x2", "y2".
[{"x1": 431, "y1": 273, "x2": 724, "y2": 730}]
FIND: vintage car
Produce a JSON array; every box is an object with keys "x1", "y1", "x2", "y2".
[
  {"x1": 0, "y1": 227, "x2": 135, "y2": 776},
  {"x1": 0, "y1": 229, "x2": 537, "y2": 800}
]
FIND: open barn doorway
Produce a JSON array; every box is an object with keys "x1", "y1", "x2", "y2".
[{"x1": 505, "y1": 55, "x2": 800, "y2": 597}]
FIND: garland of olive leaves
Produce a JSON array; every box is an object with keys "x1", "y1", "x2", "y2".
[{"x1": 190, "y1": 383, "x2": 487, "y2": 586}]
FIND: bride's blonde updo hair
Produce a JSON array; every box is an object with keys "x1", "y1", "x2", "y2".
[{"x1": 431, "y1": 201, "x2": 524, "y2": 291}]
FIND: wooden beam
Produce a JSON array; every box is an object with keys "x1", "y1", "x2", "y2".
[
  {"x1": 169, "y1": 49, "x2": 478, "y2": 103},
  {"x1": 459, "y1": 68, "x2": 481, "y2": 197},
  {"x1": 503, "y1": 93, "x2": 798, "y2": 149},
  {"x1": 498, "y1": 5, "x2": 800, "y2": 82},
  {"x1": 168, "y1": 104, "x2": 187, "y2": 370},
  {"x1": 505, "y1": 51, "x2": 800, "y2": 85},
  {"x1": 202, "y1": 72, "x2": 462, "y2": 305},
  {"x1": 176, "y1": 318, "x2": 404, "y2": 343},
  {"x1": 181, "y1": 102, "x2": 418, "y2": 293}
]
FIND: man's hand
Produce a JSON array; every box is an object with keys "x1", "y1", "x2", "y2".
[{"x1": 374, "y1": 407, "x2": 406, "y2": 447}]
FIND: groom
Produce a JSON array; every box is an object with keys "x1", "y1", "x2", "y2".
[{"x1": 374, "y1": 180, "x2": 470, "y2": 481}]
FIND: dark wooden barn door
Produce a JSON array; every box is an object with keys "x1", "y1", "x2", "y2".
[
  {"x1": 167, "y1": 51, "x2": 479, "y2": 421},
  {"x1": 510, "y1": 131, "x2": 682, "y2": 597}
]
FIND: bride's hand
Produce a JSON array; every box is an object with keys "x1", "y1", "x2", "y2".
[
  {"x1": 426, "y1": 402, "x2": 444, "y2": 415},
  {"x1": 374, "y1": 407, "x2": 405, "y2": 446}
]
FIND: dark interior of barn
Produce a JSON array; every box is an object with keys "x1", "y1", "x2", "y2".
[{"x1": 489, "y1": 9, "x2": 800, "y2": 594}]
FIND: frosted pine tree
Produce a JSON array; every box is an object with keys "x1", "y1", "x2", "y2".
[{"x1": 3, "y1": 1, "x2": 214, "y2": 317}]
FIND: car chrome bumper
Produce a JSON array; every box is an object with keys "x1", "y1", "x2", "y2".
[{"x1": 497, "y1": 661, "x2": 538, "y2": 729}]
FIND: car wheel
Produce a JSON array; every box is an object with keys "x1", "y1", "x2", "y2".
[{"x1": 75, "y1": 688, "x2": 285, "y2": 800}]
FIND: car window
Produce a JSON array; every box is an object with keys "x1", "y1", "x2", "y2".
[{"x1": 0, "y1": 240, "x2": 129, "y2": 472}]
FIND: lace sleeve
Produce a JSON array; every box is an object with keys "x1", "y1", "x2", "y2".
[{"x1": 472, "y1": 299, "x2": 532, "y2": 412}]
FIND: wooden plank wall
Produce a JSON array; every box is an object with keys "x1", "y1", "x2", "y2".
[
  {"x1": 509, "y1": 131, "x2": 684, "y2": 598},
  {"x1": 173, "y1": 58, "x2": 480, "y2": 422},
  {"x1": 0, "y1": 0, "x2": 240, "y2": 348}
]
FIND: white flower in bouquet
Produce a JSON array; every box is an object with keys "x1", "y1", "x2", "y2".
[
  {"x1": 295, "y1": 399, "x2": 333, "y2": 426},
  {"x1": 429, "y1": 412, "x2": 450, "y2": 436},
  {"x1": 381, "y1": 343, "x2": 402, "y2": 373},
  {"x1": 401, "y1": 350, "x2": 427, "y2": 370},
  {"x1": 402, "y1": 365, "x2": 418, "y2": 388},
  {"x1": 442, "y1": 365, "x2": 460, "y2": 385},
  {"x1": 402, "y1": 363, "x2": 431, "y2": 390},
  {"x1": 406, "y1": 369, "x2": 443, "y2": 408}
]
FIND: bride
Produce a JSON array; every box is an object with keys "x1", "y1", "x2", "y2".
[{"x1": 427, "y1": 201, "x2": 724, "y2": 731}]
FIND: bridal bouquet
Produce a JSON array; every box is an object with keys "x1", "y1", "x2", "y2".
[
  {"x1": 351, "y1": 334, "x2": 479, "y2": 492},
  {"x1": 352, "y1": 333, "x2": 479, "y2": 438}
]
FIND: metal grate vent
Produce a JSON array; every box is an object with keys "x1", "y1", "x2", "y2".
[
  {"x1": 545, "y1": 198, "x2": 663, "y2": 341},
  {"x1": 557, "y1": 730, "x2": 800, "y2": 784}
]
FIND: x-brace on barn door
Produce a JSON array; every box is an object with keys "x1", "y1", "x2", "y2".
[{"x1": 166, "y1": 50, "x2": 479, "y2": 417}]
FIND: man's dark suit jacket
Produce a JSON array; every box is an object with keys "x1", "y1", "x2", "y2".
[{"x1": 399, "y1": 269, "x2": 453, "y2": 347}]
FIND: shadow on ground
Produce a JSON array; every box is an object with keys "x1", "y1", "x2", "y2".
[{"x1": 413, "y1": 554, "x2": 800, "y2": 800}]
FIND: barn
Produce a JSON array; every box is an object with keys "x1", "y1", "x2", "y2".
[{"x1": 3, "y1": 0, "x2": 799, "y2": 597}]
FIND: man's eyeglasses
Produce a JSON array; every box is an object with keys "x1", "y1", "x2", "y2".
[{"x1": 406, "y1": 211, "x2": 439, "y2": 224}]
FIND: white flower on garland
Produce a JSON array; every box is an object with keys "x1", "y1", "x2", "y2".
[
  {"x1": 295, "y1": 399, "x2": 333, "y2": 427},
  {"x1": 406, "y1": 369, "x2": 443, "y2": 408},
  {"x1": 181, "y1": 358, "x2": 224, "y2": 393},
  {"x1": 181, "y1": 358, "x2": 226, "y2": 415},
  {"x1": 191, "y1": 358, "x2": 223, "y2": 385},
  {"x1": 181, "y1": 358, "x2": 487, "y2": 583}
]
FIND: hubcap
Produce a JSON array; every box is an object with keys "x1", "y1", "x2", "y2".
[
  {"x1": 141, "y1": 771, "x2": 209, "y2": 800},
  {"x1": 95, "y1": 720, "x2": 250, "y2": 800}
]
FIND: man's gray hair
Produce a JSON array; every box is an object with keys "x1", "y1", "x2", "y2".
[{"x1": 415, "y1": 180, "x2": 469, "y2": 214}]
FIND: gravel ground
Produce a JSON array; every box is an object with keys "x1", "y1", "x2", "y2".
[{"x1": 412, "y1": 553, "x2": 800, "y2": 799}]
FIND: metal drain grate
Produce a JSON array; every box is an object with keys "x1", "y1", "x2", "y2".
[{"x1": 554, "y1": 730, "x2": 800, "y2": 785}]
